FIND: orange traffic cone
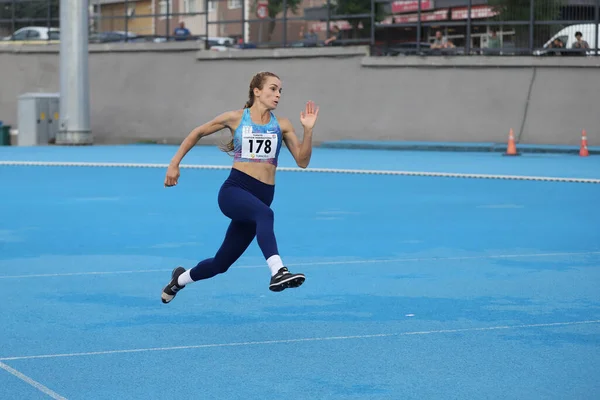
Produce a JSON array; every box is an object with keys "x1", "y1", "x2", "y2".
[
  {"x1": 580, "y1": 129, "x2": 589, "y2": 157},
  {"x1": 504, "y1": 128, "x2": 520, "y2": 156}
]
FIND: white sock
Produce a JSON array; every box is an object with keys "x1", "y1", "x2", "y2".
[
  {"x1": 177, "y1": 269, "x2": 194, "y2": 286},
  {"x1": 267, "y1": 255, "x2": 284, "y2": 276}
]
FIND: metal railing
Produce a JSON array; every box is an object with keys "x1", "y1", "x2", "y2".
[
  {"x1": 0, "y1": 0, "x2": 598, "y2": 56},
  {"x1": 371, "y1": 0, "x2": 600, "y2": 56},
  {"x1": 0, "y1": 0, "x2": 372, "y2": 49}
]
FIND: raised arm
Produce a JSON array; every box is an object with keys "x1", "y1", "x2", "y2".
[
  {"x1": 169, "y1": 110, "x2": 239, "y2": 166},
  {"x1": 281, "y1": 101, "x2": 319, "y2": 169},
  {"x1": 165, "y1": 110, "x2": 240, "y2": 187}
]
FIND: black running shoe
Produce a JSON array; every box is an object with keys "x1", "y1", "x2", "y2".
[
  {"x1": 161, "y1": 267, "x2": 186, "y2": 304},
  {"x1": 269, "y1": 267, "x2": 305, "y2": 292}
]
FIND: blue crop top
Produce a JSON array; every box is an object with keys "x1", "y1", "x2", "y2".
[{"x1": 233, "y1": 108, "x2": 283, "y2": 166}]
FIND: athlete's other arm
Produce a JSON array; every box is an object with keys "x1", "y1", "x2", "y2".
[
  {"x1": 281, "y1": 101, "x2": 319, "y2": 169},
  {"x1": 165, "y1": 110, "x2": 240, "y2": 187}
]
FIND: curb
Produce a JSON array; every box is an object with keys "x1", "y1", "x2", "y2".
[{"x1": 318, "y1": 141, "x2": 600, "y2": 155}]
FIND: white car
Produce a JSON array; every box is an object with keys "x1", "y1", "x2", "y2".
[
  {"x1": 205, "y1": 36, "x2": 238, "y2": 51},
  {"x1": 2, "y1": 26, "x2": 60, "y2": 42}
]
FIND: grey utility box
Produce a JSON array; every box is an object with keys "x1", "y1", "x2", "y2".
[{"x1": 17, "y1": 93, "x2": 60, "y2": 146}]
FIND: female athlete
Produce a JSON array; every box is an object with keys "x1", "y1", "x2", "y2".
[{"x1": 161, "y1": 71, "x2": 319, "y2": 304}]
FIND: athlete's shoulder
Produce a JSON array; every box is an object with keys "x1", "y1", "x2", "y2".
[
  {"x1": 220, "y1": 109, "x2": 245, "y2": 123},
  {"x1": 213, "y1": 109, "x2": 244, "y2": 129},
  {"x1": 276, "y1": 116, "x2": 293, "y2": 133}
]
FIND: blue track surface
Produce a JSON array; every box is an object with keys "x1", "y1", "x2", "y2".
[{"x1": 1, "y1": 145, "x2": 599, "y2": 400}]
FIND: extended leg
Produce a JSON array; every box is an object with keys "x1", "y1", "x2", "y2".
[
  {"x1": 161, "y1": 221, "x2": 255, "y2": 304},
  {"x1": 190, "y1": 220, "x2": 256, "y2": 281}
]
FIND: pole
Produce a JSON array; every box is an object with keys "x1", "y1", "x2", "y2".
[
  {"x1": 11, "y1": 0, "x2": 15, "y2": 39},
  {"x1": 47, "y1": 0, "x2": 51, "y2": 41},
  {"x1": 57, "y1": 0, "x2": 92, "y2": 145},
  {"x1": 529, "y1": 0, "x2": 534, "y2": 53},
  {"x1": 370, "y1": 0, "x2": 375, "y2": 50},
  {"x1": 595, "y1": 0, "x2": 599, "y2": 55},
  {"x1": 205, "y1": 0, "x2": 209, "y2": 50},
  {"x1": 283, "y1": 0, "x2": 287, "y2": 46},
  {"x1": 241, "y1": 0, "x2": 245, "y2": 45},
  {"x1": 166, "y1": 0, "x2": 170, "y2": 40},
  {"x1": 97, "y1": 0, "x2": 101, "y2": 34},
  {"x1": 466, "y1": 0, "x2": 472, "y2": 54},
  {"x1": 326, "y1": 0, "x2": 331, "y2": 44},
  {"x1": 417, "y1": 0, "x2": 422, "y2": 53},
  {"x1": 125, "y1": 0, "x2": 129, "y2": 41}
]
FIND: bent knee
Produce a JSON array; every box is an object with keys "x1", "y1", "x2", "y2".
[
  {"x1": 217, "y1": 265, "x2": 231, "y2": 274},
  {"x1": 212, "y1": 257, "x2": 235, "y2": 274},
  {"x1": 213, "y1": 259, "x2": 233, "y2": 274}
]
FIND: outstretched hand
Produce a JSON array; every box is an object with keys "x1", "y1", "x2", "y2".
[{"x1": 300, "y1": 101, "x2": 319, "y2": 130}]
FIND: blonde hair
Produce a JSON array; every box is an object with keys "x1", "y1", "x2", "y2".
[{"x1": 220, "y1": 71, "x2": 280, "y2": 154}]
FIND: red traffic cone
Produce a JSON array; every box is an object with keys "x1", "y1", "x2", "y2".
[
  {"x1": 580, "y1": 129, "x2": 589, "y2": 157},
  {"x1": 504, "y1": 128, "x2": 520, "y2": 156}
]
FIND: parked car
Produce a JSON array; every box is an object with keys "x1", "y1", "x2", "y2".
[
  {"x1": 2, "y1": 26, "x2": 60, "y2": 43},
  {"x1": 89, "y1": 31, "x2": 148, "y2": 43}
]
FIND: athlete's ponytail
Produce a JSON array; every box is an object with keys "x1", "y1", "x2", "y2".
[
  {"x1": 220, "y1": 71, "x2": 279, "y2": 154},
  {"x1": 244, "y1": 86, "x2": 255, "y2": 109}
]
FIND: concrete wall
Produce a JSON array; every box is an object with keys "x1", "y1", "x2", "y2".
[{"x1": 0, "y1": 44, "x2": 598, "y2": 147}]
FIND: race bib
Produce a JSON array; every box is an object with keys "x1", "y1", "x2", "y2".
[{"x1": 241, "y1": 130, "x2": 278, "y2": 160}]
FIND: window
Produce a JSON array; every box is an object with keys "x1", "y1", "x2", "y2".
[
  {"x1": 159, "y1": 0, "x2": 172, "y2": 15},
  {"x1": 12, "y1": 29, "x2": 30, "y2": 40},
  {"x1": 183, "y1": 0, "x2": 197, "y2": 13},
  {"x1": 228, "y1": 0, "x2": 241, "y2": 9}
]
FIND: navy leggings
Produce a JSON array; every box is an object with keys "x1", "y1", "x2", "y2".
[{"x1": 189, "y1": 168, "x2": 279, "y2": 281}]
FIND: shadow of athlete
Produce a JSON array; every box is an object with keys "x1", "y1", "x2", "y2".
[{"x1": 161, "y1": 71, "x2": 319, "y2": 303}]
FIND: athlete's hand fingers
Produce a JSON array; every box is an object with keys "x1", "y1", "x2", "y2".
[
  {"x1": 164, "y1": 175, "x2": 177, "y2": 187},
  {"x1": 165, "y1": 165, "x2": 180, "y2": 187}
]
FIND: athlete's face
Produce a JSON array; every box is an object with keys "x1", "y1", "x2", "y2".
[{"x1": 256, "y1": 77, "x2": 282, "y2": 110}]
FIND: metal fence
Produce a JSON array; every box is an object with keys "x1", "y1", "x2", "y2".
[
  {"x1": 371, "y1": 0, "x2": 600, "y2": 56},
  {"x1": 0, "y1": 0, "x2": 598, "y2": 56}
]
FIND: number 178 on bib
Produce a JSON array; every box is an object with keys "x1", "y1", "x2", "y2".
[{"x1": 241, "y1": 132, "x2": 277, "y2": 159}]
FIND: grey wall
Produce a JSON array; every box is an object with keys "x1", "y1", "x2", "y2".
[
  {"x1": 521, "y1": 68, "x2": 600, "y2": 146},
  {"x1": 0, "y1": 45, "x2": 597, "y2": 147}
]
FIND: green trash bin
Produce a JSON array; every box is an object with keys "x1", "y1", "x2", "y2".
[{"x1": 0, "y1": 124, "x2": 11, "y2": 146}]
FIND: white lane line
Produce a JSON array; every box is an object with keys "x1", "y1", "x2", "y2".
[
  {"x1": 0, "y1": 361, "x2": 68, "y2": 400},
  {"x1": 1, "y1": 160, "x2": 600, "y2": 184},
  {"x1": 0, "y1": 269, "x2": 169, "y2": 279},
  {"x1": 1, "y1": 320, "x2": 598, "y2": 362},
  {"x1": 0, "y1": 251, "x2": 598, "y2": 279},
  {"x1": 278, "y1": 251, "x2": 600, "y2": 268}
]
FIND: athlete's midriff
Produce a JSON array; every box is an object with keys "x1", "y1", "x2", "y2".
[{"x1": 232, "y1": 162, "x2": 277, "y2": 185}]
